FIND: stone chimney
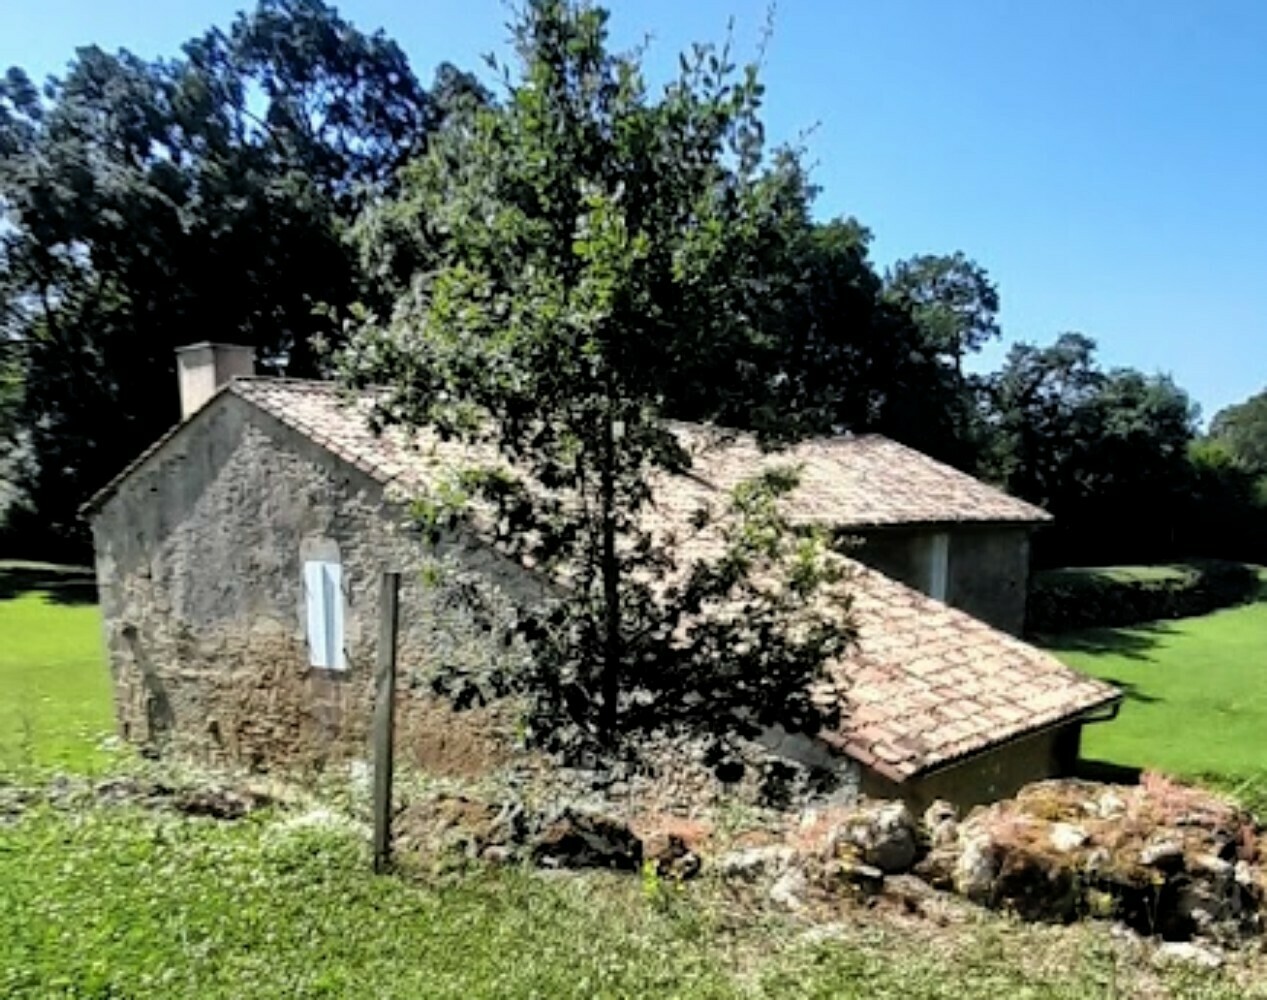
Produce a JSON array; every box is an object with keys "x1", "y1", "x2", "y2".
[{"x1": 176, "y1": 342, "x2": 256, "y2": 420}]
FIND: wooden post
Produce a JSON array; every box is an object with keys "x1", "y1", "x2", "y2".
[{"x1": 372, "y1": 571, "x2": 401, "y2": 874}]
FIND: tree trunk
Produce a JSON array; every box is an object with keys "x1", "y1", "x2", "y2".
[{"x1": 598, "y1": 411, "x2": 620, "y2": 742}]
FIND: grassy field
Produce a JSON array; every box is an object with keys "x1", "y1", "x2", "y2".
[
  {"x1": 0, "y1": 803, "x2": 1245, "y2": 999},
  {"x1": 0, "y1": 561, "x2": 1261, "y2": 996},
  {"x1": 0, "y1": 562, "x2": 113, "y2": 771},
  {"x1": 1045, "y1": 577, "x2": 1267, "y2": 793}
]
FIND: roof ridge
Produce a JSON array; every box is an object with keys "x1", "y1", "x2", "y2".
[{"x1": 231, "y1": 375, "x2": 339, "y2": 390}]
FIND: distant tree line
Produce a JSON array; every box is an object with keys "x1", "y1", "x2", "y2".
[{"x1": 0, "y1": 0, "x2": 1262, "y2": 570}]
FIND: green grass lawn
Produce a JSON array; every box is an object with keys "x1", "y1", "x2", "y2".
[
  {"x1": 0, "y1": 804, "x2": 1244, "y2": 999},
  {"x1": 0, "y1": 562, "x2": 113, "y2": 772},
  {"x1": 1044, "y1": 580, "x2": 1267, "y2": 792},
  {"x1": 0, "y1": 561, "x2": 1258, "y2": 997}
]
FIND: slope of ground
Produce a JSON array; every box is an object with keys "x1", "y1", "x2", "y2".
[
  {"x1": 0, "y1": 562, "x2": 112, "y2": 771},
  {"x1": 1045, "y1": 578, "x2": 1267, "y2": 797},
  {"x1": 0, "y1": 800, "x2": 1250, "y2": 1000}
]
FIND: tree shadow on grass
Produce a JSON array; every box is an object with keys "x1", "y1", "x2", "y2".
[
  {"x1": 0, "y1": 562, "x2": 97, "y2": 605},
  {"x1": 1035, "y1": 620, "x2": 1177, "y2": 662},
  {"x1": 1076, "y1": 757, "x2": 1144, "y2": 785},
  {"x1": 1098, "y1": 678, "x2": 1161, "y2": 705}
]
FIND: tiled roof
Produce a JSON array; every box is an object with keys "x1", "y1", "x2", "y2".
[
  {"x1": 677, "y1": 426, "x2": 1050, "y2": 528},
  {"x1": 85, "y1": 378, "x2": 1115, "y2": 779},
  {"x1": 83, "y1": 378, "x2": 1049, "y2": 528},
  {"x1": 822, "y1": 564, "x2": 1118, "y2": 781},
  {"x1": 234, "y1": 378, "x2": 492, "y2": 499}
]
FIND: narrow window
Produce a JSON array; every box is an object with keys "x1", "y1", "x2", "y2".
[
  {"x1": 304, "y1": 559, "x2": 345, "y2": 670},
  {"x1": 927, "y1": 533, "x2": 949, "y2": 602}
]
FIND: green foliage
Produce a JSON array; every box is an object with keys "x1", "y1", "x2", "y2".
[
  {"x1": 1210, "y1": 387, "x2": 1267, "y2": 476},
  {"x1": 1028, "y1": 560, "x2": 1261, "y2": 633},
  {"x1": 0, "y1": 1, "x2": 479, "y2": 557},
  {"x1": 343, "y1": 1, "x2": 853, "y2": 756},
  {"x1": 1176, "y1": 439, "x2": 1267, "y2": 563},
  {"x1": 0, "y1": 803, "x2": 1249, "y2": 998},
  {"x1": 0, "y1": 583, "x2": 1252, "y2": 999},
  {"x1": 727, "y1": 231, "x2": 1001, "y2": 468},
  {"x1": 0, "y1": 807, "x2": 731, "y2": 998},
  {"x1": 982, "y1": 333, "x2": 1199, "y2": 565},
  {"x1": 884, "y1": 252, "x2": 1000, "y2": 370}
]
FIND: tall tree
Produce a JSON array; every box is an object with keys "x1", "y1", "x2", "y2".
[
  {"x1": 983, "y1": 333, "x2": 1198, "y2": 564},
  {"x1": 0, "y1": 1, "x2": 450, "y2": 556},
  {"x1": 1210, "y1": 387, "x2": 1267, "y2": 476},
  {"x1": 343, "y1": 0, "x2": 852, "y2": 754},
  {"x1": 884, "y1": 252, "x2": 1000, "y2": 375}
]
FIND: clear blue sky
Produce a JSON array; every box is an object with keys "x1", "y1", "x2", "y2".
[{"x1": 3, "y1": 0, "x2": 1265, "y2": 418}]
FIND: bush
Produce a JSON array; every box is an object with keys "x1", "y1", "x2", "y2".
[{"x1": 1027, "y1": 560, "x2": 1261, "y2": 633}]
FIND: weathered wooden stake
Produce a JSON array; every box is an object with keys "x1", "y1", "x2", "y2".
[{"x1": 372, "y1": 571, "x2": 401, "y2": 874}]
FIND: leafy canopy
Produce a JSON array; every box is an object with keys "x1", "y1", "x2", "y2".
[
  {"x1": 1210, "y1": 388, "x2": 1267, "y2": 477},
  {"x1": 0, "y1": 0, "x2": 483, "y2": 556},
  {"x1": 982, "y1": 333, "x2": 1200, "y2": 564},
  {"x1": 343, "y1": 0, "x2": 854, "y2": 754}
]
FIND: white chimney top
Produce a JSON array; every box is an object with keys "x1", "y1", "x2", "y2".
[{"x1": 176, "y1": 342, "x2": 255, "y2": 420}]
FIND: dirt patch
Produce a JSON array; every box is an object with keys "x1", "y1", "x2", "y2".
[
  {"x1": 395, "y1": 696, "x2": 512, "y2": 780},
  {"x1": 396, "y1": 794, "x2": 513, "y2": 861}
]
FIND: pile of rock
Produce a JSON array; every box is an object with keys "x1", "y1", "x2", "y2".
[
  {"x1": 916, "y1": 776, "x2": 1263, "y2": 944},
  {"x1": 2, "y1": 773, "x2": 276, "y2": 822},
  {"x1": 395, "y1": 793, "x2": 701, "y2": 875},
  {"x1": 708, "y1": 776, "x2": 1265, "y2": 949},
  {"x1": 396, "y1": 775, "x2": 1264, "y2": 949}
]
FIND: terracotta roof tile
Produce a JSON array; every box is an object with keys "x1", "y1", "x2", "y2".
[
  {"x1": 674, "y1": 424, "x2": 1050, "y2": 528},
  {"x1": 824, "y1": 561, "x2": 1120, "y2": 779},
  {"x1": 84, "y1": 378, "x2": 1114, "y2": 780}
]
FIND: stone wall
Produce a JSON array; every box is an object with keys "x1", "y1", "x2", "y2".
[
  {"x1": 90, "y1": 394, "x2": 536, "y2": 768},
  {"x1": 850, "y1": 525, "x2": 1032, "y2": 634}
]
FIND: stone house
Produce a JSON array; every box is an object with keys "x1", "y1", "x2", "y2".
[
  {"x1": 672, "y1": 429, "x2": 1049, "y2": 636},
  {"x1": 83, "y1": 344, "x2": 1121, "y2": 809}
]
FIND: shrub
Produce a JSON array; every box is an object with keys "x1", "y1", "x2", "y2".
[{"x1": 1027, "y1": 560, "x2": 1261, "y2": 633}]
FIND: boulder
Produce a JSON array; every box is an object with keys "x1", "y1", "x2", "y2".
[
  {"x1": 922, "y1": 800, "x2": 959, "y2": 849},
  {"x1": 643, "y1": 831, "x2": 701, "y2": 880},
  {"x1": 716, "y1": 845, "x2": 794, "y2": 881},
  {"x1": 172, "y1": 786, "x2": 270, "y2": 821},
  {"x1": 1140, "y1": 840, "x2": 1185, "y2": 871},
  {"x1": 833, "y1": 801, "x2": 918, "y2": 873},
  {"x1": 769, "y1": 867, "x2": 809, "y2": 911},
  {"x1": 1152, "y1": 941, "x2": 1224, "y2": 971},
  {"x1": 396, "y1": 794, "x2": 510, "y2": 860},
  {"x1": 834, "y1": 858, "x2": 885, "y2": 895},
  {"x1": 992, "y1": 848, "x2": 1079, "y2": 923},
  {"x1": 953, "y1": 833, "x2": 998, "y2": 902},
  {"x1": 530, "y1": 810, "x2": 642, "y2": 871},
  {"x1": 89, "y1": 777, "x2": 272, "y2": 820},
  {"x1": 1048, "y1": 823, "x2": 1088, "y2": 853}
]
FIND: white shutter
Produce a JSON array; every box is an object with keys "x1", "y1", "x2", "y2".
[
  {"x1": 304, "y1": 559, "x2": 345, "y2": 670},
  {"x1": 323, "y1": 561, "x2": 345, "y2": 671}
]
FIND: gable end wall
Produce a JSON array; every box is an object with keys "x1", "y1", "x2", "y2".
[
  {"x1": 90, "y1": 394, "x2": 533, "y2": 765},
  {"x1": 850, "y1": 525, "x2": 1032, "y2": 634}
]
